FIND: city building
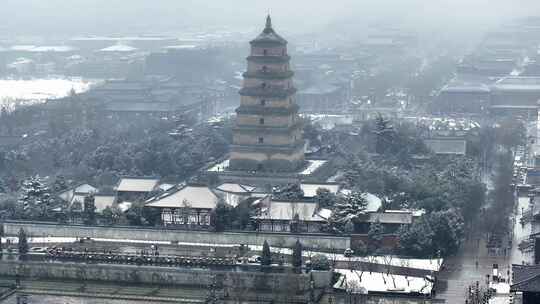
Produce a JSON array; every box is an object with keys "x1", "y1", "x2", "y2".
[
  {"x1": 230, "y1": 16, "x2": 305, "y2": 172},
  {"x1": 511, "y1": 264, "x2": 540, "y2": 304}
]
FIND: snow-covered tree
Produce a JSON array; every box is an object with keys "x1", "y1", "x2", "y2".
[
  {"x1": 325, "y1": 191, "x2": 368, "y2": 233},
  {"x1": 18, "y1": 176, "x2": 53, "y2": 220}
]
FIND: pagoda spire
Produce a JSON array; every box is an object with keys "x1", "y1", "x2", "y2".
[{"x1": 264, "y1": 15, "x2": 273, "y2": 32}]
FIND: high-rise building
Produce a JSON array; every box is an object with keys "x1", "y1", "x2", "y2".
[{"x1": 229, "y1": 16, "x2": 304, "y2": 172}]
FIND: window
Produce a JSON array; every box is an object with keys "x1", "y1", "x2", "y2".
[
  {"x1": 259, "y1": 118, "x2": 265, "y2": 125},
  {"x1": 261, "y1": 99, "x2": 266, "y2": 106},
  {"x1": 262, "y1": 65, "x2": 268, "y2": 73},
  {"x1": 258, "y1": 137, "x2": 264, "y2": 144},
  {"x1": 282, "y1": 49, "x2": 285, "y2": 56},
  {"x1": 261, "y1": 82, "x2": 266, "y2": 89},
  {"x1": 263, "y1": 49, "x2": 268, "y2": 56}
]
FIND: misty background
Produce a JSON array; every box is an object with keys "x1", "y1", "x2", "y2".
[{"x1": 1, "y1": 0, "x2": 540, "y2": 38}]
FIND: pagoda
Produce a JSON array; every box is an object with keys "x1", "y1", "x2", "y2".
[{"x1": 229, "y1": 15, "x2": 305, "y2": 172}]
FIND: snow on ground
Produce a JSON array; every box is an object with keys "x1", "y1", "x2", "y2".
[
  {"x1": 333, "y1": 269, "x2": 433, "y2": 295},
  {"x1": 0, "y1": 78, "x2": 95, "y2": 105},
  {"x1": 3, "y1": 236, "x2": 442, "y2": 272},
  {"x1": 0, "y1": 78, "x2": 97, "y2": 108},
  {"x1": 489, "y1": 282, "x2": 511, "y2": 294},
  {"x1": 300, "y1": 160, "x2": 327, "y2": 175},
  {"x1": 207, "y1": 159, "x2": 229, "y2": 172},
  {"x1": 250, "y1": 244, "x2": 443, "y2": 272}
]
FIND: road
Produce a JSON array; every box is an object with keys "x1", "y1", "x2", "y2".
[{"x1": 435, "y1": 194, "x2": 534, "y2": 303}]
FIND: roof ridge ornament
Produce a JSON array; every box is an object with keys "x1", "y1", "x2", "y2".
[{"x1": 264, "y1": 15, "x2": 273, "y2": 33}]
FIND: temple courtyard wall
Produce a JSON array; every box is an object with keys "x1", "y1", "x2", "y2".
[{"x1": 2, "y1": 221, "x2": 350, "y2": 251}]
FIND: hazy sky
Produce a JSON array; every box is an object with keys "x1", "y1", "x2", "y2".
[{"x1": 1, "y1": 0, "x2": 540, "y2": 36}]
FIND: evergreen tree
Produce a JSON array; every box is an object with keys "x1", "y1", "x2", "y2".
[
  {"x1": 18, "y1": 176, "x2": 52, "y2": 220},
  {"x1": 325, "y1": 191, "x2": 368, "y2": 233},
  {"x1": 314, "y1": 188, "x2": 337, "y2": 208},
  {"x1": 274, "y1": 183, "x2": 304, "y2": 201},
  {"x1": 210, "y1": 202, "x2": 232, "y2": 232},
  {"x1": 82, "y1": 194, "x2": 96, "y2": 225},
  {"x1": 261, "y1": 240, "x2": 272, "y2": 266},
  {"x1": 368, "y1": 221, "x2": 385, "y2": 253},
  {"x1": 292, "y1": 240, "x2": 303, "y2": 268},
  {"x1": 18, "y1": 228, "x2": 28, "y2": 258}
]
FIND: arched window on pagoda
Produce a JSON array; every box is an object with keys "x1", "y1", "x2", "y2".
[
  {"x1": 262, "y1": 65, "x2": 268, "y2": 73},
  {"x1": 263, "y1": 49, "x2": 268, "y2": 56}
]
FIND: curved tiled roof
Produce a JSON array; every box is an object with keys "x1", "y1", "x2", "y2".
[{"x1": 250, "y1": 15, "x2": 287, "y2": 45}]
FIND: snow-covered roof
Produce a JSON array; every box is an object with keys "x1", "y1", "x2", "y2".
[
  {"x1": 146, "y1": 185, "x2": 220, "y2": 209},
  {"x1": 116, "y1": 177, "x2": 159, "y2": 193},
  {"x1": 300, "y1": 183, "x2": 340, "y2": 198},
  {"x1": 99, "y1": 44, "x2": 138, "y2": 52},
  {"x1": 492, "y1": 76, "x2": 540, "y2": 92},
  {"x1": 425, "y1": 138, "x2": 467, "y2": 155},
  {"x1": 258, "y1": 200, "x2": 326, "y2": 222},
  {"x1": 28, "y1": 46, "x2": 77, "y2": 52},
  {"x1": 440, "y1": 82, "x2": 491, "y2": 93},
  {"x1": 334, "y1": 269, "x2": 434, "y2": 295},
  {"x1": 215, "y1": 183, "x2": 256, "y2": 194},
  {"x1": 10, "y1": 45, "x2": 36, "y2": 51},
  {"x1": 72, "y1": 36, "x2": 174, "y2": 41},
  {"x1": 93, "y1": 195, "x2": 116, "y2": 212},
  {"x1": 58, "y1": 184, "x2": 98, "y2": 202},
  {"x1": 368, "y1": 212, "x2": 413, "y2": 224},
  {"x1": 163, "y1": 45, "x2": 198, "y2": 50},
  {"x1": 158, "y1": 183, "x2": 176, "y2": 192}
]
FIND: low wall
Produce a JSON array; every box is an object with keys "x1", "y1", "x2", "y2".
[
  {"x1": 0, "y1": 260, "x2": 332, "y2": 292},
  {"x1": 3, "y1": 221, "x2": 350, "y2": 251}
]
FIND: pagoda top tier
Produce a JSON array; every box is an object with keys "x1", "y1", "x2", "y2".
[{"x1": 250, "y1": 15, "x2": 287, "y2": 45}]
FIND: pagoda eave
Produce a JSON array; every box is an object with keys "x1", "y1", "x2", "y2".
[
  {"x1": 246, "y1": 55, "x2": 290, "y2": 64},
  {"x1": 243, "y1": 71, "x2": 294, "y2": 80},
  {"x1": 239, "y1": 87, "x2": 297, "y2": 98},
  {"x1": 235, "y1": 104, "x2": 299, "y2": 115}
]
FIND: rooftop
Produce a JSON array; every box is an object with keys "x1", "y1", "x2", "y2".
[
  {"x1": 215, "y1": 183, "x2": 256, "y2": 194},
  {"x1": 146, "y1": 185, "x2": 220, "y2": 209},
  {"x1": 440, "y1": 82, "x2": 491, "y2": 93},
  {"x1": 492, "y1": 76, "x2": 540, "y2": 91},
  {"x1": 99, "y1": 44, "x2": 138, "y2": 52},
  {"x1": 116, "y1": 177, "x2": 159, "y2": 193},
  {"x1": 258, "y1": 200, "x2": 326, "y2": 222},
  {"x1": 425, "y1": 138, "x2": 467, "y2": 155},
  {"x1": 368, "y1": 212, "x2": 413, "y2": 224},
  {"x1": 512, "y1": 264, "x2": 540, "y2": 292},
  {"x1": 250, "y1": 15, "x2": 287, "y2": 45}
]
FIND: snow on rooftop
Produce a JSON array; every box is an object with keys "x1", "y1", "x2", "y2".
[
  {"x1": 334, "y1": 269, "x2": 434, "y2": 295},
  {"x1": 300, "y1": 160, "x2": 327, "y2": 175},
  {"x1": 208, "y1": 159, "x2": 229, "y2": 172},
  {"x1": 99, "y1": 44, "x2": 138, "y2": 52},
  {"x1": 117, "y1": 177, "x2": 159, "y2": 193},
  {"x1": 10, "y1": 45, "x2": 36, "y2": 51},
  {"x1": 164, "y1": 45, "x2": 198, "y2": 50}
]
